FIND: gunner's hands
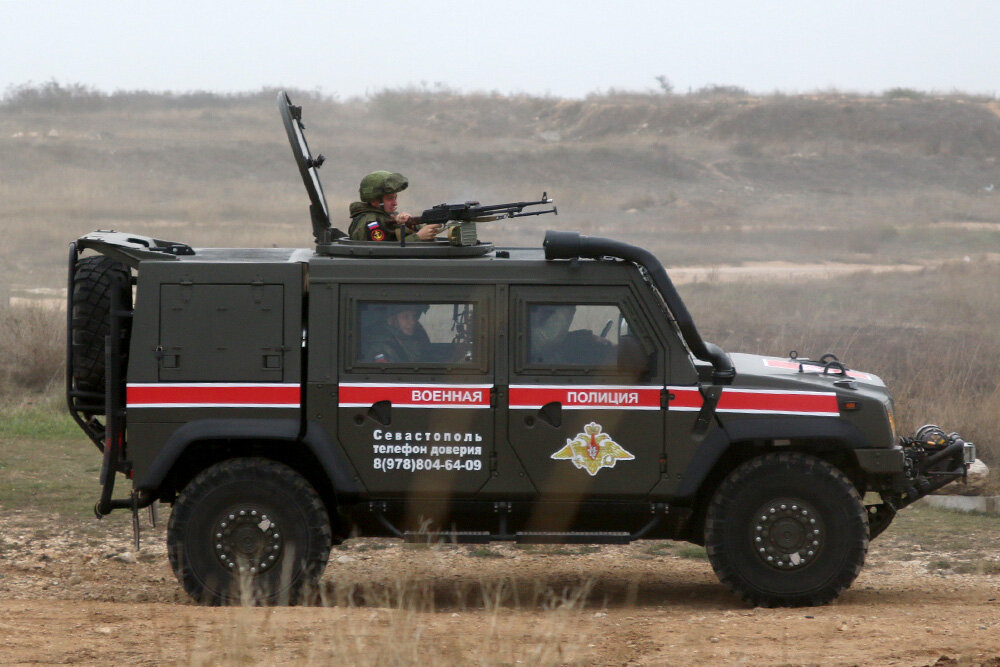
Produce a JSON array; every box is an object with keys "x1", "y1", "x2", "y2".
[
  {"x1": 394, "y1": 212, "x2": 412, "y2": 224},
  {"x1": 416, "y1": 224, "x2": 442, "y2": 240}
]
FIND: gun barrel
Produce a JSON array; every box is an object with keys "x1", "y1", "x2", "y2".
[
  {"x1": 508, "y1": 206, "x2": 557, "y2": 219},
  {"x1": 473, "y1": 197, "x2": 552, "y2": 214},
  {"x1": 414, "y1": 193, "x2": 555, "y2": 225}
]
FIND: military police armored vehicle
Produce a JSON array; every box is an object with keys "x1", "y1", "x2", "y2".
[{"x1": 66, "y1": 92, "x2": 977, "y2": 607}]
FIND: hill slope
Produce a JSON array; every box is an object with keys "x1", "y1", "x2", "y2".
[{"x1": 2, "y1": 86, "x2": 999, "y2": 286}]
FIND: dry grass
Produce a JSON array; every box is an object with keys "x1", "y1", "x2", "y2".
[
  {"x1": 0, "y1": 302, "x2": 64, "y2": 396},
  {"x1": 683, "y1": 259, "x2": 1000, "y2": 469}
]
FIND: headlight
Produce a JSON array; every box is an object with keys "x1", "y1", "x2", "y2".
[{"x1": 885, "y1": 403, "x2": 897, "y2": 442}]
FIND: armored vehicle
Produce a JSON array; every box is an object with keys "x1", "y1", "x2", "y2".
[{"x1": 66, "y1": 92, "x2": 977, "y2": 607}]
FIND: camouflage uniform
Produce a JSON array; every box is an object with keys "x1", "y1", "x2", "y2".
[
  {"x1": 348, "y1": 171, "x2": 421, "y2": 242},
  {"x1": 348, "y1": 202, "x2": 421, "y2": 243},
  {"x1": 363, "y1": 320, "x2": 432, "y2": 363}
]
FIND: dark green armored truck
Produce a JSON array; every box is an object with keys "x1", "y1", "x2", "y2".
[{"x1": 66, "y1": 92, "x2": 977, "y2": 607}]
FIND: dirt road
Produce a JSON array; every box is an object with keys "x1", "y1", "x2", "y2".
[{"x1": 2, "y1": 506, "x2": 1000, "y2": 665}]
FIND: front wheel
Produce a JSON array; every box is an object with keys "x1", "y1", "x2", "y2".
[
  {"x1": 167, "y1": 458, "x2": 332, "y2": 605},
  {"x1": 704, "y1": 452, "x2": 869, "y2": 607}
]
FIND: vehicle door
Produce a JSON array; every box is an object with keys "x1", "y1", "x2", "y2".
[
  {"x1": 506, "y1": 285, "x2": 665, "y2": 501},
  {"x1": 337, "y1": 285, "x2": 494, "y2": 498}
]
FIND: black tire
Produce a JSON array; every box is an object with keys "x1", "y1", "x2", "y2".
[
  {"x1": 71, "y1": 255, "x2": 131, "y2": 392},
  {"x1": 704, "y1": 452, "x2": 869, "y2": 607},
  {"x1": 167, "y1": 458, "x2": 332, "y2": 605}
]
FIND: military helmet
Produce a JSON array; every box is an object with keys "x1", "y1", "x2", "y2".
[
  {"x1": 359, "y1": 171, "x2": 408, "y2": 202},
  {"x1": 388, "y1": 302, "x2": 429, "y2": 316}
]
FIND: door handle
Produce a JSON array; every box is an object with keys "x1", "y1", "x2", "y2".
[
  {"x1": 367, "y1": 400, "x2": 391, "y2": 426},
  {"x1": 536, "y1": 401, "x2": 562, "y2": 428}
]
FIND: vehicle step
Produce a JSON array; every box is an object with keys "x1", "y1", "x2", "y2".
[
  {"x1": 515, "y1": 531, "x2": 631, "y2": 545},
  {"x1": 403, "y1": 531, "x2": 491, "y2": 544}
]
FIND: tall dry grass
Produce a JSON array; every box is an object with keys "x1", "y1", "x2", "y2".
[
  {"x1": 683, "y1": 258, "x2": 1000, "y2": 467},
  {"x1": 176, "y1": 573, "x2": 594, "y2": 665},
  {"x1": 0, "y1": 302, "x2": 64, "y2": 398}
]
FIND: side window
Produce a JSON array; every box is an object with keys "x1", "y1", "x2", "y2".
[
  {"x1": 355, "y1": 301, "x2": 477, "y2": 366},
  {"x1": 526, "y1": 302, "x2": 651, "y2": 372}
]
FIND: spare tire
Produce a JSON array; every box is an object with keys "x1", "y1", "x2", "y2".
[{"x1": 71, "y1": 256, "x2": 131, "y2": 392}]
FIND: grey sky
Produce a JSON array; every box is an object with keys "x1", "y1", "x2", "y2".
[{"x1": 2, "y1": 0, "x2": 997, "y2": 98}]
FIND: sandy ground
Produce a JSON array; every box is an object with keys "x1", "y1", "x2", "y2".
[{"x1": 2, "y1": 507, "x2": 1000, "y2": 666}]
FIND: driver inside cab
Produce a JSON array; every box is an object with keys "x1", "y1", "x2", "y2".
[
  {"x1": 364, "y1": 304, "x2": 433, "y2": 363},
  {"x1": 529, "y1": 304, "x2": 613, "y2": 365}
]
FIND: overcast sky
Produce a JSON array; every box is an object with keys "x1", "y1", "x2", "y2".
[{"x1": 2, "y1": 0, "x2": 998, "y2": 98}]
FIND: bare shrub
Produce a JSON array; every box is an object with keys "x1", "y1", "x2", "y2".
[
  {"x1": 2, "y1": 80, "x2": 107, "y2": 112},
  {"x1": 0, "y1": 303, "x2": 64, "y2": 394},
  {"x1": 883, "y1": 87, "x2": 926, "y2": 100},
  {"x1": 691, "y1": 84, "x2": 750, "y2": 98},
  {"x1": 2, "y1": 81, "x2": 330, "y2": 114}
]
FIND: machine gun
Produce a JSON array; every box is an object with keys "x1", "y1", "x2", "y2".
[{"x1": 409, "y1": 193, "x2": 557, "y2": 246}]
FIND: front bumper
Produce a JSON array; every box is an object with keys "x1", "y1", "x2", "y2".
[
  {"x1": 900, "y1": 425, "x2": 978, "y2": 501},
  {"x1": 865, "y1": 425, "x2": 980, "y2": 539}
]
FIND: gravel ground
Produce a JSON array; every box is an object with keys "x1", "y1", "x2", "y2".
[{"x1": 2, "y1": 504, "x2": 1000, "y2": 665}]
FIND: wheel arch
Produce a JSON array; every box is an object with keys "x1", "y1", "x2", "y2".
[
  {"x1": 137, "y1": 419, "x2": 361, "y2": 526},
  {"x1": 673, "y1": 417, "x2": 873, "y2": 542}
]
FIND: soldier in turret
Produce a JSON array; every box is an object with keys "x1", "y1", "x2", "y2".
[{"x1": 348, "y1": 171, "x2": 442, "y2": 242}]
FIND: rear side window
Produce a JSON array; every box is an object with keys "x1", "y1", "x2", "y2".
[{"x1": 355, "y1": 301, "x2": 477, "y2": 366}]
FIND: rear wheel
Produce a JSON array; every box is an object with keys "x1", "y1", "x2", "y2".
[
  {"x1": 167, "y1": 458, "x2": 332, "y2": 605},
  {"x1": 704, "y1": 452, "x2": 868, "y2": 607}
]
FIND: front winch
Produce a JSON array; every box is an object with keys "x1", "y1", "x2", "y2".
[{"x1": 899, "y1": 425, "x2": 978, "y2": 504}]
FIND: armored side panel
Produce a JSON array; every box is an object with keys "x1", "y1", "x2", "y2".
[
  {"x1": 126, "y1": 249, "x2": 309, "y2": 483},
  {"x1": 305, "y1": 248, "x2": 703, "y2": 533},
  {"x1": 157, "y1": 283, "x2": 286, "y2": 382}
]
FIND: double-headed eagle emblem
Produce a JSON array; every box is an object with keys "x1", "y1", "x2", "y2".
[{"x1": 550, "y1": 422, "x2": 635, "y2": 476}]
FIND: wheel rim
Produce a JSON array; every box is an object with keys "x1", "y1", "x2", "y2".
[
  {"x1": 751, "y1": 498, "x2": 824, "y2": 571},
  {"x1": 213, "y1": 506, "x2": 284, "y2": 574}
]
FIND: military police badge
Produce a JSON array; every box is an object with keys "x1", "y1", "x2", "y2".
[{"x1": 550, "y1": 422, "x2": 635, "y2": 476}]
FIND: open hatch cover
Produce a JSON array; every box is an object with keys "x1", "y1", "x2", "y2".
[
  {"x1": 278, "y1": 90, "x2": 493, "y2": 258},
  {"x1": 278, "y1": 91, "x2": 339, "y2": 244}
]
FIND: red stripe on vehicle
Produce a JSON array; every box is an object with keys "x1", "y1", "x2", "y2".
[
  {"x1": 667, "y1": 386, "x2": 839, "y2": 416},
  {"x1": 718, "y1": 389, "x2": 839, "y2": 415},
  {"x1": 509, "y1": 385, "x2": 660, "y2": 410},
  {"x1": 126, "y1": 383, "x2": 300, "y2": 407},
  {"x1": 339, "y1": 383, "x2": 491, "y2": 408},
  {"x1": 667, "y1": 387, "x2": 703, "y2": 410}
]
